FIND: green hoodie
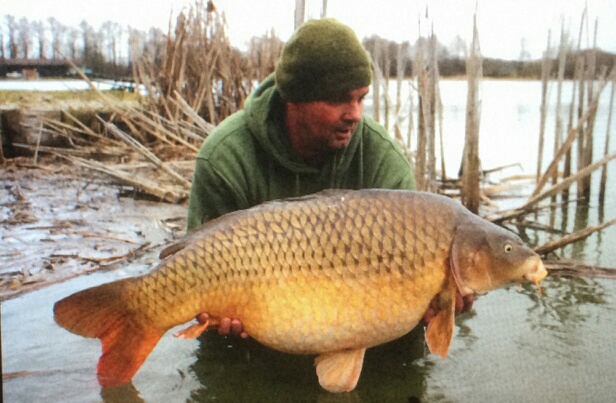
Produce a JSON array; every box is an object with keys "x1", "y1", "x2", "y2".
[{"x1": 186, "y1": 75, "x2": 415, "y2": 231}]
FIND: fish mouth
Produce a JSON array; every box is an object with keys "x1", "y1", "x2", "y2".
[{"x1": 523, "y1": 259, "x2": 548, "y2": 294}]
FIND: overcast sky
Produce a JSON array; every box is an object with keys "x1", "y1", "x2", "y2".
[{"x1": 3, "y1": 0, "x2": 615, "y2": 60}]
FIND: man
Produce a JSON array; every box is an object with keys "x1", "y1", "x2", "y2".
[
  {"x1": 186, "y1": 18, "x2": 415, "y2": 232},
  {"x1": 185, "y1": 19, "x2": 467, "y2": 338}
]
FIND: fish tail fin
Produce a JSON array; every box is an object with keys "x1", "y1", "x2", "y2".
[{"x1": 53, "y1": 279, "x2": 164, "y2": 387}]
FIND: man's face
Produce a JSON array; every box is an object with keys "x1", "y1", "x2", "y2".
[{"x1": 290, "y1": 86, "x2": 370, "y2": 151}]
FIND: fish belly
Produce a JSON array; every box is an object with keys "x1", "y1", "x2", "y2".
[{"x1": 198, "y1": 261, "x2": 446, "y2": 355}]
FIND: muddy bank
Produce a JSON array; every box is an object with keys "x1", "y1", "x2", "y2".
[{"x1": 0, "y1": 156, "x2": 187, "y2": 300}]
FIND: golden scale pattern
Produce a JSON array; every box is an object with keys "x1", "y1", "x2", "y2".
[{"x1": 126, "y1": 191, "x2": 462, "y2": 352}]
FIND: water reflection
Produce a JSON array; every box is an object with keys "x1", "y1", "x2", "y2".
[
  {"x1": 183, "y1": 327, "x2": 430, "y2": 402},
  {"x1": 101, "y1": 383, "x2": 145, "y2": 403},
  {"x1": 522, "y1": 276, "x2": 607, "y2": 366}
]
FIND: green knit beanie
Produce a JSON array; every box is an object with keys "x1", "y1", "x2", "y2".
[{"x1": 275, "y1": 18, "x2": 372, "y2": 103}]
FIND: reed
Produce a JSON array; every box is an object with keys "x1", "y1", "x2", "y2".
[{"x1": 461, "y1": 15, "x2": 482, "y2": 213}]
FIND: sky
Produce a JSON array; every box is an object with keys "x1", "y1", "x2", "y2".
[{"x1": 2, "y1": 0, "x2": 616, "y2": 60}]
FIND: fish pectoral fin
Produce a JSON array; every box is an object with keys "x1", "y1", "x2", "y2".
[
  {"x1": 315, "y1": 348, "x2": 366, "y2": 393},
  {"x1": 425, "y1": 275, "x2": 457, "y2": 358},
  {"x1": 173, "y1": 318, "x2": 210, "y2": 339}
]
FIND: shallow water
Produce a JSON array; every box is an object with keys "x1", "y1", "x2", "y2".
[
  {"x1": 3, "y1": 79, "x2": 616, "y2": 402},
  {"x1": 4, "y1": 274, "x2": 615, "y2": 402}
]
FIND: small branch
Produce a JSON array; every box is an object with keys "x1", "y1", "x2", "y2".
[
  {"x1": 534, "y1": 218, "x2": 615, "y2": 255},
  {"x1": 50, "y1": 241, "x2": 152, "y2": 265},
  {"x1": 544, "y1": 258, "x2": 616, "y2": 279}
]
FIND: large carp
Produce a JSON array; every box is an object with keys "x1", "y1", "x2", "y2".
[{"x1": 54, "y1": 189, "x2": 547, "y2": 392}]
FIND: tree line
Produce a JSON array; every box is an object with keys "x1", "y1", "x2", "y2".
[{"x1": 1, "y1": 13, "x2": 613, "y2": 81}]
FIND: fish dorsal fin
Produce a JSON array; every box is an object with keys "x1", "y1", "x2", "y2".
[
  {"x1": 314, "y1": 348, "x2": 366, "y2": 393},
  {"x1": 425, "y1": 273, "x2": 457, "y2": 358}
]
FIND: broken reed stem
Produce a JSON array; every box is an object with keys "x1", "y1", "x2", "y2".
[
  {"x1": 534, "y1": 219, "x2": 616, "y2": 255},
  {"x1": 525, "y1": 153, "x2": 616, "y2": 210},
  {"x1": 461, "y1": 14, "x2": 482, "y2": 213},
  {"x1": 61, "y1": 154, "x2": 186, "y2": 203},
  {"x1": 394, "y1": 43, "x2": 405, "y2": 141},
  {"x1": 99, "y1": 118, "x2": 192, "y2": 189},
  {"x1": 544, "y1": 259, "x2": 616, "y2": 279},
  {"x1": 599, "y1": 77, "x2": 615, "y2": 203},
  {"x1": 531, "y1": 76, "x2": 610, "y2": 198},
  {"x1": 536, "y1": 30, "x2": 552, "y2": 181},
  {"x1": 372, "y1": 40, "x2": 382, "y2": 123}
]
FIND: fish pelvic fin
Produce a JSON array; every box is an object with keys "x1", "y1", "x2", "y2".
[
  {"x1": 315, "y1": 348, "x2": 366, "y2": 393},
  {"x1": 53, "y1": 279, "x2": 164, "y2": 388},
  {"x1": 425, "y1": 274, "x2": 457, "y2": 358}
]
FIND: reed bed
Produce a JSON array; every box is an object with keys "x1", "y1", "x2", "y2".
[{"x1": 12, "y1": 2, "x2": 614, "y2": 275}]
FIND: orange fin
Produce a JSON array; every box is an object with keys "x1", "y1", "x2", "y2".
[
  {"x1": 425, "y1": 275, "x2": 457, "y2": 358},
  {"x1": 98, "y1": 322, "x2": 163, "y2": 387},
  {"x1": 174, "y1": 319, "x2": 210, "y2": 339},
  {"x1": 54, "y1": 278, "x2": 163, "y2": 388},
  {"x1": 314, "y1": 348, "x2": 366, "y2": 393}
]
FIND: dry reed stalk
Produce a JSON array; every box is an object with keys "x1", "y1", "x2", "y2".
[
  {"x1": 552, "y1": 22, "x2": 568, "y2": 192},
  {"x1": 531, "y1": 76, "x2": 610, "y2": 198},
  {"x1": 426, "y1": 33, "x2": 439, "y2": 191},
  {"x1": 61, "y1": 154, "x2": 186, "y2": 203},
  {"x1": 525, "y1": 153, "x2": 616, "y2": 210},
  {"x1": 394, "y1": 43, "x2": 405, "y2": 141},
  {"x1": 579, "y1": 19, "x2": 600, "y2": 199},
  {"x1": 44, "y1": 113, "x2": 124, "y2": 147},
  {"x1": 599, "y1": 78, "x2": 615, "y2": 203},
  {"x1": 544, "y1": 259, "x2": 616, "y2": 279},
  {"x1": 99, "y1": 119, "x2": 191, "y2": 189},
  {"x1": 461, "y1": 15, "x2": 482, "y2": 213},
  {"x1": 383, "y1": 45, "x2": 391, "y2": 131},
  {"x1": 536, "y1": 30, "x2": 552, "y2": 181},
  {"x1": 414, "y1": 39, "x2": 427, "y2": 191},
  {"x1": 295, "y1": 0, "x2": 306, "y2": 30},
  {"x1": 372, "y1": 39, "x2": 382, "y2": 123},
  {"x1": 534, "y1": 218, "x2": 616, "y2": 255}
]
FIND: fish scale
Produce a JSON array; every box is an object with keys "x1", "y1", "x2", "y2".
[{"x1": 54, "y1": 189, "x2": 547, "y2": 391}]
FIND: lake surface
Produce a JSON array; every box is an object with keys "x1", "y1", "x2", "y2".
[{"x1": 2, "y1": 79, "x2": 615, "y2": 402}]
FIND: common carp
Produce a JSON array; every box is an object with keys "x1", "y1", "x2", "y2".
[{"x1": 54, "y1": 189, "x2": 547, "y2": 392}]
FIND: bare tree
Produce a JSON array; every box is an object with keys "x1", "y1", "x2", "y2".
[
  {"x1": 32, "y1": 20, "x2": 47, "y2": 59},
  {"x1": 100, "y1": 21, "x2": 123, "y2": 67},
  {"x1": 66, "y1": 27, "x2": 80, "y2": 61},
  {"x1": 17, "y1": 17, "x2": 32, "y2": 59},
  {"x1": 0, "y1": 30, "x2": 5, "y2": 58},
  {"x1": 48, "y1": 17, "x2": 66, "y2": 59},
  {"x1": 6, "y1": 15, "x2": 19, "y2": 59}
]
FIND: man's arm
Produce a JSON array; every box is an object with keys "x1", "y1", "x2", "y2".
[{"x1": 186, "y1": 158, "x2": 243, "y2": 231}]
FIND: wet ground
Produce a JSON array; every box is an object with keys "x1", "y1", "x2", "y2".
[
  {"x1": 0, "y1": 157, "x2": 186, "y2": 300},
  {"x1": 2, "y1": 158, "x2": 616, "y2": 402}
]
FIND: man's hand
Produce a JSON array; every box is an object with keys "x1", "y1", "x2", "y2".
[{"x1": 217, "y1": 317, "x2": 249, "y2": 338}]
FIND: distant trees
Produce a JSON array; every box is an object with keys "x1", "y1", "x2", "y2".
[{"x1": 0, "y1": 12, "x2": 613, "y2": 80}]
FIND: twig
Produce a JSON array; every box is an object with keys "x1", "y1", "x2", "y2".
[
  {"x1": 50, "y1": 241, "x2": 152, "y2": 265},
  {"x1": 99, "y1": 119, "x2": 192, "y2": 189},
  {"x1": 58, "y1": 154, "x2": 187, "y2": 203},
  {"x1": 544, "y1": 258, "x2": 616, "y2": 279},
  {"x1": 534, "y1": 218, "x2": 616, "y2": 255},
  {"x1": 523, "y1": 153, "x2": 616, "y2": 210}
]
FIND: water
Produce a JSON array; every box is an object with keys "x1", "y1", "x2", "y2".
[
  {"x1": 3, "y1": 79, "x2": 616, "y2": 402},
  {"x1": 0, "y1": 79, "x2": 118, "y2": 92}
]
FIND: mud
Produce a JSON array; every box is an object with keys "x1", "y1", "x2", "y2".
[{"x1": 0, "y1": 156, "x2": 187, "y2": 301}]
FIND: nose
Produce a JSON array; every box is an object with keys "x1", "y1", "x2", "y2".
[{"x1": 342, "y1": 99, "x2": 362, "y2": 122}]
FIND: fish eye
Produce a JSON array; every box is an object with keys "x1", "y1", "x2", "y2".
[{"x1": 504, "y1": 243, "x2": 513, "y2": 253}]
